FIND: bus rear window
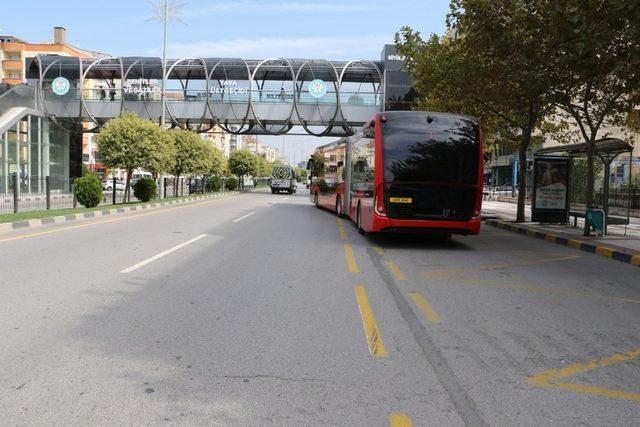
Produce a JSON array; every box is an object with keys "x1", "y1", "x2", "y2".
[{"x1": 381, "y1": 113, "x2": 479, "y2": 184}]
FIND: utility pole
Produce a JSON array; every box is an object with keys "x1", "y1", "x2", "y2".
[
  {"x1": 148, "y1": 0, "x2": 185, "y2": 198},
  {"x1": 160, "y1": 0, "x2": 168, "y2": 130}
]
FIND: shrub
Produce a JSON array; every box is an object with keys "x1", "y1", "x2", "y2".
[
  {"x1": 207, "y1": 176, "x2": 222, "y2": 192},
  {"x1": 133, "y1": 177, "x2": 157, "y2": 202},
  {"x1": 225, "y1": 177, "x2": 238, "y2": 191},
  {"x1": 75, "y1": 174, "x2": 103, "y2": 208}
]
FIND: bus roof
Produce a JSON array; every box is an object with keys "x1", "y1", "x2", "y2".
[{"x1": 376, "y1": 111, "x2": 479, "y2": 123}]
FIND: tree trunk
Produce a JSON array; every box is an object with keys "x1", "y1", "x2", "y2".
[
  {"x1": 583, "y1": 134, "x2": 596, "y2": 236},
  {"x1": 515, "y1": 129, "x2": 531, "y2": 223},
  {"x1": 124, "y1": 169, "x2": 133, "y2": 204},
  {"x1": 175, "y1": 174, "x2": 180, "y2": 198}
]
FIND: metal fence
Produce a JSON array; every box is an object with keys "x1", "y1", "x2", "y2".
[{"x1": 0, "y1": 174, "x2": 238, "y2": 215}]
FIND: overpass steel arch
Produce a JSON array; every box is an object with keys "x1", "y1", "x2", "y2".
[{"x1": 29, "y1": 54, "x2": 384, "y2": 136}]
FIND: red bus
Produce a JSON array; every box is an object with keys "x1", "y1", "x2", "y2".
[{"x1": 309, "y1": 111, "x2": 483, "y2": 235}]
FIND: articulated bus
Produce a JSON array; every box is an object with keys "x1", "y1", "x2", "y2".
[{"x1": 309, "y1": 111, "x2": 483, "y2": 235}]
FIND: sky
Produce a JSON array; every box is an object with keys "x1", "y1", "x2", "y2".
[{"x1": 1, "y1": 0, "x2": 451, "y2": 164}]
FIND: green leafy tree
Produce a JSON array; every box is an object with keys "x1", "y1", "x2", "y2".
[
  {"x1": 547, "y1": 1, "x2": 640, "y2": 235},
  {"x1": 168, "y1": 129, "x2": 213, "y2": 196},
  {"x1": 228, "y1": 149, "x2": 258, "y2": 189},
  {"x1": 396, "y1": 1, "x2": 559, "y2": 222},
  {"x1": 97, "y1": 112, "x2": 174, "y2": 202},
  {"x1": 256, "y1": 156, "x2": 272, "y2": 178},
  {"x1": 294, "y1": 167, "x2": 308, "y2": 182},
  {"x1": 208, "y1": 145, "x2": 227, "y2": 177}
]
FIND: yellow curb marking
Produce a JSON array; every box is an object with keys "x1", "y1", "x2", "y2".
[
  {"x1": 409, "y1": 292, "x2": 442, "y2": 324},
  {"x1": 373, "y1": 246, "x2": 385, "y2": 255},
  {"x1": 631, "y1": 255, "x2": 640, "y2": 266},
  {"x1": 526, "y1": 229, "x2": 536, "y2": 236},
  {"x1": 595, "y1": 246, "x2": 614, "y2": 258},
  {"x1": 389, "y1": 413, "x2": 412, "y2": 427},
  {"x1": 545, "y1": 234, "x2": 557, "y2": 242},
  {"x1": 354, "y1": 286, "x2": 388, "y2": 358},
  {"x1": 568, "y1": 239, "x2": 583, "y2": 249},
  {"x1": 343, "y1": 244, "x2": 360, "y2": 273},
  {"x1": 385, "y1": 261, "x2": 407, "y2": 281},
  {"x1": 527, "y1": 348, "x2": 640, "y2": 403}
]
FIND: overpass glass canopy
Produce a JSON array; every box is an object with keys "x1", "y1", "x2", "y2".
[{"x1": 28, "y1": 55, "x2": 384, "y2": 136}]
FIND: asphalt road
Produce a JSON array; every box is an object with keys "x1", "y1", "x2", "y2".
[{"x1": 0, "y1": 189, "x2": 639, "y2": 425}]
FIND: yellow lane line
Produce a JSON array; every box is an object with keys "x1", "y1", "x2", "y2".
[
  {"x1": 423, "y1": 255, "x2": 581, "y2": 278},
  {"x1": 338, "y1": 224, "x2": 349, "y2": 241},
  {"x1": 354, "y1": 286, "x2": 388, "y2": 358},
  {"x1": 409, "y1": 292, "x2": 442, "y2": 323},
  {"x1": 343, "y1": 244, "x2": 360, "y2": 273},
  {"x1": 389, "y1": 413, "x2": 412, "y2": 427},
  {"x1": 527, "y1": 348, "x2": 640, "y2": 403},
  {"x1": 454, "y1": 276, "x2": 640, "y2": 305},
  {"x1": 0, "y1": 196, "x2": 242, "y2": 244},
  {"x1": 374, "y1": 246, "x2": 385, "y2": 255},
  {"x1": 385, "y1": 261, "x2": 407, "y2": 281}
]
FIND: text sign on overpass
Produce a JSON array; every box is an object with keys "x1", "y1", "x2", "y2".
[{"x1": 28, "y1": 56, "x2": 386, "y2": 136}]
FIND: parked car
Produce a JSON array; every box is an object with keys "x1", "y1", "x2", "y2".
[{"x1": 103, "y1": 178, "x2": 127, "y2": 192}]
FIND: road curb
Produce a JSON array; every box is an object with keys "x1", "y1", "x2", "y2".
[
  {"x1": 0, "y1": 191, "x2": 241, "y2": 235},
  {"x1": 484, "y1": 219, "x2": 640, "y2": 267}
]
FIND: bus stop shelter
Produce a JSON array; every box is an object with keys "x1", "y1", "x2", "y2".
[{"x1": 534, "y1": 138, "x2": 633, "y2": 233}]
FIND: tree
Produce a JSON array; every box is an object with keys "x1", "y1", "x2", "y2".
[
  {"x1": 396, "y1": 0, "x2": 559, "y2": 222},
  {"x1": 547, "y1": 0, "x2": 640, "y2": 235},
  {"x1": 168, "y1": 129, "x2": 212, "y2": 196},
  {"x1": 295, "y1": 167, "x2": 308, "y2": 182},
  {"x1": 208, "y1": 145, "x2": 227, "y2": 177},
  {"x1": 228, "y1": 150, "x2": 258, "y2": 188},
  {"x1": 97, "y1": 112, "x2": 174, "y2": 202}
]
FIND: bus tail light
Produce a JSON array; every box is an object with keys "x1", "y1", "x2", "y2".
[{"x1": 374, "y1": 187, "x2": 386, "y2": 216}]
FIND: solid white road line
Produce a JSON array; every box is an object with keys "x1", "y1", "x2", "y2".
[
  {"x1": 233, "y1": 211, "x2": 256, "y2": 222},
  {"x1": 120, "y1": 234, "x2": 208, "y2": 273}
]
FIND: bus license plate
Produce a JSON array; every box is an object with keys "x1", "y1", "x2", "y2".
[{"x1": 389, "y1": 197, "x2": 412, "y2": 204}]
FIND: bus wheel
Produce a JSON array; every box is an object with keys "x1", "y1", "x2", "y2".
[
  {"x1": 357, "y1": 204, "x2": 365, "y2": 234},
  {"x1": 314, "y1": 193, "x2": 319, "y2": 208},
  {"x1": 335, "y1": 196, "x2": 344, "y2": 218}
]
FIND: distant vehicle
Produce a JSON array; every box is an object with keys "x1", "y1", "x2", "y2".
[
  {"x1": 271, "y1": 165, "x2": 297, "y2": 194},
  {"x1": 306, "y1": 176, "x2": 311, "y2": 189},
  {"x1": 309, "y1": 111, "x2": 484, "y2": 235},
  {"x1": 103, "y1": 178, "x2": 126, "y2": 192}
]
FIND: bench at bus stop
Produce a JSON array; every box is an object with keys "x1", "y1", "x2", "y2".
[{"x1": 569, "y1": 210, "x2": 630, "y2": 231}]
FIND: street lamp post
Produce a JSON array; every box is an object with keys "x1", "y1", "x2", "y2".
[{"x1": 148, "y1": 0, "x2": 185, "y2": 198}]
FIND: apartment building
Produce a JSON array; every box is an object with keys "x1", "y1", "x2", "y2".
[{"x1": 0, "y1": 27, "x2": 103, "y2": 85}]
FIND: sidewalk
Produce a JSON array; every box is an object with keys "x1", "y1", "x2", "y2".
[{"x1": 482, "y1": 201, "x2": 640, "y2": 266}]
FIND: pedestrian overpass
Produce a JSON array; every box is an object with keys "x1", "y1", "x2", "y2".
[{"x1": 21, "y1": 55, "x2": 388, "y2": 136}]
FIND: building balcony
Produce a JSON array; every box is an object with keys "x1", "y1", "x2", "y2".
[
  {"x1": 2, "y1": 78, "x2": 22, "y2": 85},
  {"x1": 2, "y1": 60, "x2": 23, "y2": 70}
]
